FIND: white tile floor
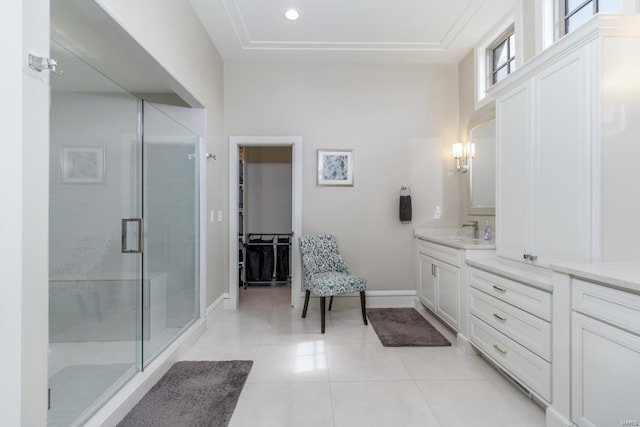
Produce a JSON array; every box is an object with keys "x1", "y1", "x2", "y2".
[{"x1": 181, "y1": 285, "x2": 546, "y2": 427}]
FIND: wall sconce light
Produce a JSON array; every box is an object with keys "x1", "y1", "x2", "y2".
[{"x1": 452, "y1": 143, "x2": 469, "y2": 173}]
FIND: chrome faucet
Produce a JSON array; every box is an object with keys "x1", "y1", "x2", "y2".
[{"x1": 463, "y1": 221, "x2": 479, "y2": 239}]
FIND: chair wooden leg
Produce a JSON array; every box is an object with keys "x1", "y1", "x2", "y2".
[
  {"x1": 320, "y1": 296, "x2": 326, "y2": 334},
  {"x1": 302, "y1": 290, "x2": 310, "y2": 318},
  {"x1": 328, "y1": 296, "x2": 334, "y2": 311},
  {"x1": 360, "y1": 291, "x2": 368, "y2": 325}
]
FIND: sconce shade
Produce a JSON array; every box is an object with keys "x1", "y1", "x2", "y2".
[{"x1": 452, "y1": 143, "x2": 463, "y2": 159}]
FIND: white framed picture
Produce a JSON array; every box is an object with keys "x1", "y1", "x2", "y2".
[
  {"x1": 317, "y1": 149, "x2": 354, "y2": 186},
  {"x1": 61, "y1": 146, "x2": 106, "y2": 184}
]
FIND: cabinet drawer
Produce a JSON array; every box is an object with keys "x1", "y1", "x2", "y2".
[
  {"x1": 470, "y1": 316, "x2": 551, "y2": 402},
  {"x1": 417, "y1": 240, "x2": 461, "y2": 267},
  {"x1": 573, "y1": 279, "x2": 640, "y2": 335},
  {"x1": 469, "y1": 268, "x2": 551, "y2": 321},
  {"x1": 470, "y1": 288, "x2": 551, "y2": 361}
]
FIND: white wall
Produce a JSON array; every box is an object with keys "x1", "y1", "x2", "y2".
[
  {"x1": 225, "y1": 62, "x2": 460, "y2": 292},
  {"x1": 0, "y1": 0, "x2": 49, "y2": 425},
  {"x1": 245, "y1": 147, "x2": 292, "y2": 235},
  {"x1": 1, "y1": 3, "x2": 24, "y2": 424},
  {"x1": 96, "y1": 0, "x2": 226, "y2": 307}
]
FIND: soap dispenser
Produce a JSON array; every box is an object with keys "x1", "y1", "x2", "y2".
[{"x1": 484, "y1": 221, "x2": 492, "y2": 241}]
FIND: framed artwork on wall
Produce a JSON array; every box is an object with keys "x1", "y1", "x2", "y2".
[
  {"x1": 317, "y1": 149, "x2": 354, "y2": 186},
  {"x1": 61, "y1": 146, "x2": 106, "y2": 184}
]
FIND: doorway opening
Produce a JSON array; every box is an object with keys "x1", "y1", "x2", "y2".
[{"x1": 229, "y1": 137, "x2": 302, "y2": 310}]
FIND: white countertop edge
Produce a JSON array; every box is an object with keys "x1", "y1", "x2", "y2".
[
  {"x1": 414, "y1": 228, "x2": 496, "y2": 250},
  {"x1": 550, "y1": 262, "x2": 640, "y2": 294},
  {"x1": 466, "y1": 256, "x2": 555, "y2": 292}
]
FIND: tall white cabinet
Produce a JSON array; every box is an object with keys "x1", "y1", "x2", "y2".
[
  {"x1": 484, "y1": 15, "x2": 640, "y2": 427},
  {"x1": 489, "y1": 15, "x2": 640, "y2": 266}
]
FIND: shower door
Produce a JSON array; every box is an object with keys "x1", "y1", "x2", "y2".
[
  {"x1": 48, "y1": 43, "x2": 200, "y2": 425},
  {"x1": 48, "y1": 40, "x2": 143, "y2": 427},
  {"x1": 141, "y1": 102, "x2": 200, "y2": 366}
]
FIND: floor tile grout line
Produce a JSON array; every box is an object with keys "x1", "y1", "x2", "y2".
[
  {"x1": 327, "y1": 379, "x2": 337, "y2": 427},
  {"x1": 414, "y1": 378, "x2": 447, "y2": 427}
]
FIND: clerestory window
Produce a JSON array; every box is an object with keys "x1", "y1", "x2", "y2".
[
  {"x1": 488, "y1": 26, "x2": 516, "y2": 86},
  {"x1": 563, "y1": 0, "x2": 618, "y2": 34}
]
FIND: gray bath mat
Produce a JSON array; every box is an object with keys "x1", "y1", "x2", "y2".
[
  {"x1": 118, "y1": 360, "x2": 253, "y2": 427},
  {"x1": 367, "y1": 308, "x2": 451, "y2": 347}
]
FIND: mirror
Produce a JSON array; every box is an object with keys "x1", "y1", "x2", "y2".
[{"x1": 468, "y1": 117, "x2": 496, "y2": 215}]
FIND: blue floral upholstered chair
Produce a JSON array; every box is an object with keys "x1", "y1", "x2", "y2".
[{"x1": 298, "y1": 234, "x2": 367, "y2": 333}]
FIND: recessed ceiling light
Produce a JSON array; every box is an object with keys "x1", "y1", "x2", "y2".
[{"x1": 284, "y1": 8, "x2": 300, "y2": 21}]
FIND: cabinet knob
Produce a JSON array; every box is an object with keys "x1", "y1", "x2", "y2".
[{"x1": 523, "y1": 254, "x2": 538, "y2": 262}]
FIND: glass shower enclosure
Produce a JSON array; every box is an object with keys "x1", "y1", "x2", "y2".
[{"x1": 48, "y1": 41, "x2": 200, "y2": 426}]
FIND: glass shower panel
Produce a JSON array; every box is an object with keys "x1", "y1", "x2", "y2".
[
  {"x1": 142, "y1": 102, "x2": 200, "y2": 366},
  {"x1": 48, "y1": 41, "x2": 142, "y2": 426}
]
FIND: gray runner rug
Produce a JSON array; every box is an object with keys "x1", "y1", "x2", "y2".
[
  {"x1": 367, "y1": 308, "x2": 451, "y2": 347},
  {"x1": 118, "y1": 360, "x2": 253, "y2": 427}
]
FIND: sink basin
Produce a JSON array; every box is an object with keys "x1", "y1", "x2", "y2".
[
  {"x1": 443, "y1": 236, "x2": 478, "y2": 241},
  {"x1": 442, "y1": 236, "x2": 484, "y2": 244}
]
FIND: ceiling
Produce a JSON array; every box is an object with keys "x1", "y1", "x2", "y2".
[{"x1": 190, "y1": 0, "x2": 517, "y2": 63}]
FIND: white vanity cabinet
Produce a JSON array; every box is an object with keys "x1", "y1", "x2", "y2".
[
  {"x1": 571, "y1": 279, "x2": 640, "y2": 427},
  {"x1": 467, "y1": 264, "x2": 553, "y2": 402},
  {"x1": 418, "y1": 253, "x2": 437, "y2": 311},
  {"x1": 417, "y1": 240, "x2": 461, "y2": 330},
  {"x1": 489, "y1": 15, "x2": 640, "y2": 266}
]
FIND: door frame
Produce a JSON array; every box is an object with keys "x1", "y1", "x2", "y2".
[{"x1": 228, "y1": 136, "x2": 303, "y2": 309}]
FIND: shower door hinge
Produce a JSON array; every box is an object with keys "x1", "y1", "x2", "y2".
[{"x1": 28, "y1": 53, "x2": 64, "y2": 75}]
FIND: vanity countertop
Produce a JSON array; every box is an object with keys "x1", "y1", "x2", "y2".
[
  {"x1": 414, "y1": 228, "x2": 496, "y2": 250},
  {"x1": 466, "y1": 255, "x2": 555, "y2": 292},
  {"x1": 550, "y1": 262, "x2": 640, "y2": 294}
]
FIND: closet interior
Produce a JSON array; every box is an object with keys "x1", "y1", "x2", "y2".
[{"x1": 238, "y1": 146, "x2": 293, "y2": 290}]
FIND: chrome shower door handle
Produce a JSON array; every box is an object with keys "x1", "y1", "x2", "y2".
[{"x1": 121, "y1": 218, "x2": 143, "y2": 253}]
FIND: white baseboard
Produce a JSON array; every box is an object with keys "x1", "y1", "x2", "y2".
[
  {"x1": 546, "y1": 406, "x2": 573, "y2": 427},
  {"x1": 206, "y1": 293, "x2": 229, "y2": 326},
  {"x1": 366, "y1": 291, "x2": 417, "y2": 307},
  {"x1": 85, "y1": 319, "x2": 207, "y2": 427},
  {"x1": 298, "y1": 290, "x2": 416, "y2": 311},
  {"x1": 455, "y1": 333, "x2": 478, "y2": 355}
]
